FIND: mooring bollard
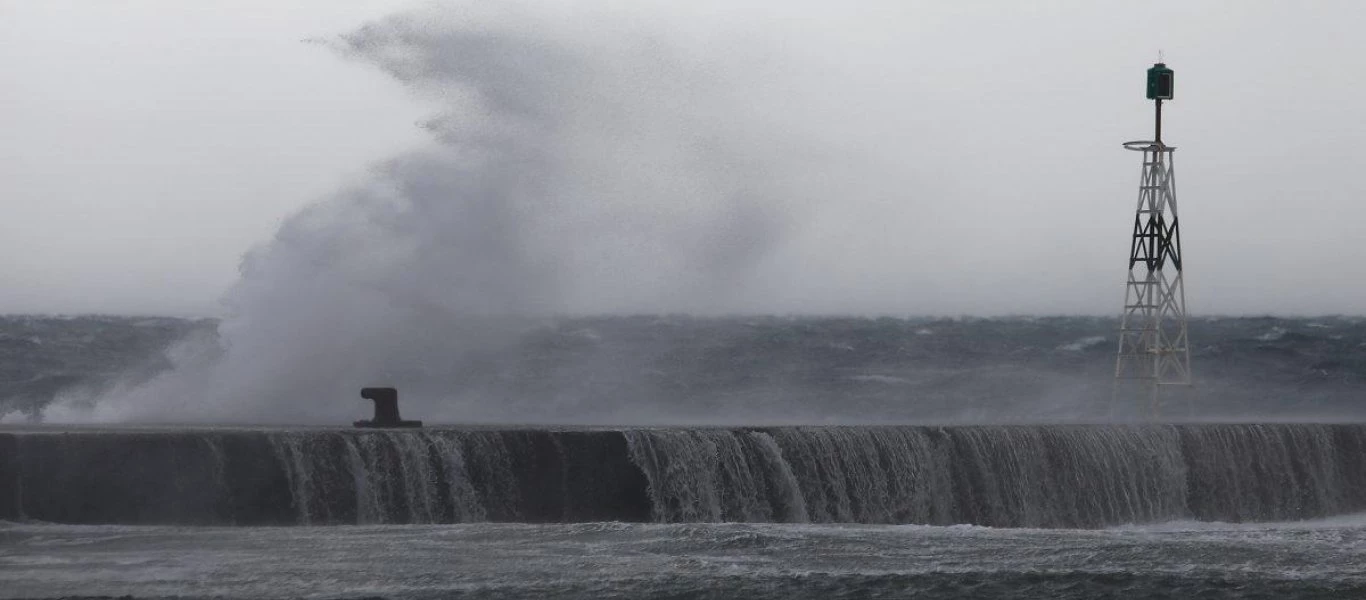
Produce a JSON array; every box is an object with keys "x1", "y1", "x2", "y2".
[{"x1": 354, "y1": 387, "x2": 423, "y2": 428}]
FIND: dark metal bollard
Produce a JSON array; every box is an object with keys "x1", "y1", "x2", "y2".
[{"x1": 355, "y1": 387, "x2": 423, "y2": 428}]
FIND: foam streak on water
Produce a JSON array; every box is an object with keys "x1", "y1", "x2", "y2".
[{"x1": 3, "y1": 519, "x2": 1366, "y2": 599}]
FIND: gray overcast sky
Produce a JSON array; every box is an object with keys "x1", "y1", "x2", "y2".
[{"x1": 3, "y1": 0, "x2": 1366, "y2": 316}]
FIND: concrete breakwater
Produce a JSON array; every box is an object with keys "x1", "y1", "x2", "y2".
[{"x1": 3, "y1": 424, "x2": 1364, "y2": 527}]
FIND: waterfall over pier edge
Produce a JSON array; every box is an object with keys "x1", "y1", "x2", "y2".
[{"x1": 3, "y1": 424, "x2": 1364, "y2": 528}]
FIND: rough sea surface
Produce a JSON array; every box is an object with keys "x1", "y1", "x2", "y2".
[
  {"x1": 4, "y1": 518, "x2": 1366, "y2": 599},
  {"x1": 5, "y1": 315, "x2": 1366, "y2": 598},
  {"x1": 4, "y1": 315, "x2": 1366, "y2": 423},
  {"x1": 5, "y1": 423, "x2": 1366, "y2": 598}
]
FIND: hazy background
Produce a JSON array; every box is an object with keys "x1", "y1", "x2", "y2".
[
  {"x1": 3, "y1": 0, "x2": 1364, "y2": 317},
  {"x1": 4, "y1": 0, "x2": 1366, "y2": 423}
]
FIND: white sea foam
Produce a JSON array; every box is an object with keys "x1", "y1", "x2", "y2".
[{"x1": 1057, "y1": 336, "x2": 1106, "y2": 351}]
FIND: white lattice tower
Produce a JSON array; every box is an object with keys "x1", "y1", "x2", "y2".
[
  {"x1": 1113, "y1": 61, "x2": 1190, "y2": 418},
  {"x1": 1115, "y1": 142, "x2": 1190, "y2": 415}
]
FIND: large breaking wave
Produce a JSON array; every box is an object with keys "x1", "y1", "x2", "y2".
[{"x1": 44, "y1": 2, "x2": 877, "y2": 425}]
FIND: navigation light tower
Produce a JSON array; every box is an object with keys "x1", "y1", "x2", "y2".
[{"x1": 1114, "y1": 61, "x2": 1191, "y2": 416}]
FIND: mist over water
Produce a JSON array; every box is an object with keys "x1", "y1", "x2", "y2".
[
  {"x1": 45, "y1": 3, "x2": 890, "y2": 424},
  {"x1": 31, "y1": 4, "x2": 1363, "y2": 426},
  {"x1": 10, "y1": 6, "x2": 1366, "y2": 599}
]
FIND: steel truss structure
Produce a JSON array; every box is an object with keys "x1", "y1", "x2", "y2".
[{"x1": 1115, "y1": 141, "x2": 1190, "y2": 415}]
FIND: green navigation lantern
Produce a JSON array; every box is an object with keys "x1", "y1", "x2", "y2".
[
  {"x1": 1147, "y1": 62, "x2": 1174, "y2": 100},
  {"x1": 1143, "y1": 61, "x2": 1174, "y2": 143}
]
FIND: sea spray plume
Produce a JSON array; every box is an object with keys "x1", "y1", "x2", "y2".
[
  {"x1": 52, "y1": 4, "x2": 822, "y2": 423},
  {"x1": 335, "y1": 9, "x2": 804, "y2": 312}
]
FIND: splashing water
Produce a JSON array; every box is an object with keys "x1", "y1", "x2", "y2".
[{"x1": 52, "y1": 3, "x2": 871, "y2": 424}]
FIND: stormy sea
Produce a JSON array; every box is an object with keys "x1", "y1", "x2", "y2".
[{"x1": 4, "y1": 315, "x2": 1366, "y2": 599}]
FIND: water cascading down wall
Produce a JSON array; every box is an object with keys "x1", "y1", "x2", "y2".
[{"x1": 2, "y1": 425, "x2": 1365, "y2": 527}]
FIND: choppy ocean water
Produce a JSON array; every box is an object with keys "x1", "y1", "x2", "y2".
[
  {"x1": 5, "y1": 315, "x2": 1366, "y2": 598},
  {"x1": 5, "y1": 423, "x2": 1366, "y2": 599},
  {"x1": 4, "y1": 315, "x2": 1366, "y2": 423},
  {"x1": 4, "y1": 518, "x2": 1366, "y2": 599}
]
